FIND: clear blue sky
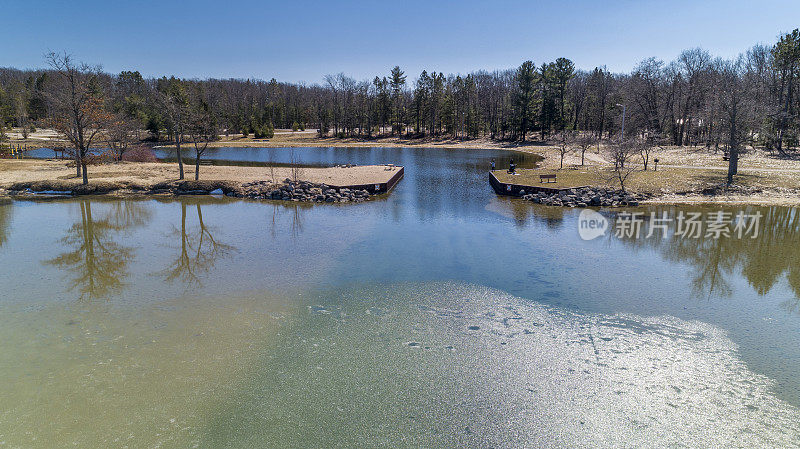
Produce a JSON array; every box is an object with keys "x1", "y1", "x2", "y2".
[{"x1": 3, "y1": 0, "x2": 798, "y2": 83}]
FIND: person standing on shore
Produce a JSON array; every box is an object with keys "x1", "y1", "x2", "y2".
[{"x1": 490, "y1": 159, "x2": 495, "y2": 171}]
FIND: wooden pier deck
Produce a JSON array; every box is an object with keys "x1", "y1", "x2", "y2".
[
  {"x1": 489, "y1": 170, "x2": 589, "y2": 196},
  {"x1": 327, "y1": 165, "x2": 404, "y2": 193}
]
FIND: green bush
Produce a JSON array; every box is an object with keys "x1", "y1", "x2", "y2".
[{"x1": 253, "y1": 123, "x2": 274, "y2": 139}]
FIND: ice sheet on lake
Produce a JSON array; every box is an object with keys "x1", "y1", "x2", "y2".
[{"x1": 225, "y1": 282, "x2": 800, "y2": 448}]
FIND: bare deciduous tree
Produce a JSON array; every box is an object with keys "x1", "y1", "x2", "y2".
[
  {"x1": 637, "y1": 134, "x2": 658, "y2": 170},
  {"x1": 105, "y1": 114, "x2": 137, "y2": 161},
  {"x1": 156, "y1": 77, "x2": 189, "y2": 180},
  {"x1": 555, "y1": 130, "x2": 575, "y2": 169},
  {"x1": 606, "y1": 140, "x2": 638, "y2": 192},
  {"x1": 289, "y1": 148, "x2": 304, "y2": 183},
  {"x1": 45, "y1": 52, "x2": 110, "y2": 184},
  {"x1": 267, "y1": 148, "x2": 277, "y2": 184},
  {"x1": 187, "y1": 88, "x2": 218, "y2": 180},
  {"x1": 575, "y1": 134, "x2": 597, "y2": 166},
  {"x1": 716, "y1": 56, "x2": 754, "y2": 184}
]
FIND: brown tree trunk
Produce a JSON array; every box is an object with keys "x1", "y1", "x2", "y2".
[
  {"x1": 727, "y1": 147, "x2": 739, "y2": 185},
  {"x1": 727, "y1": 118, "x2": 739, "y2": 185},
  {"x1": 777, "y1": 74, "x2": 793, "y2": 154},
  {"x1": 195, "y1": 157, "x2": 200, "y2": 181},
  {"x1": 176, "y1": 133, "x2": 184, "y2": 180}
]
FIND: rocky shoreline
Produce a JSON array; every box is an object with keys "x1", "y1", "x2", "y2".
[
  {"x1": 261, "y1": 180, "x2": 372, "y2": 203},
  {"x1": 520, "y1": 187, "x2": 650, "y2": 207},
  {"x1": 514, "y1": 184, "x2": 800, "y2": 208},
  {"x1": 1, "y1": 178, "x2": 379, "y2": 203}
]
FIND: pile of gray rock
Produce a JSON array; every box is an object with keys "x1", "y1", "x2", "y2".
[
  {"x1": 521, "y1": 187, "x2": 649, "y2": 207},
  {"x1": 262, "y1": 180, "x2": 372, "y2": 203},
  {"x1": 4, "y1": 178, "x2": 376, "y2": 204}
]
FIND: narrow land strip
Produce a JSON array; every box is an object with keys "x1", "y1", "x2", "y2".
[
  {"x1": 4, "y1": 130, "x2": 800, "y2": 205},
  {"x1": 0, "y1": 160, "x2": 402, "y2": 202}
]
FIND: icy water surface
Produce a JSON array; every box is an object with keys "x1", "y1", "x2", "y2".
[{"x1": 2, "y1": 147, "x2": 800, "y2": 447}]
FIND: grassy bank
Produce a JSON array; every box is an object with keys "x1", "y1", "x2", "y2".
[
  {"x1": 492, "y1": 166, "x2": 793, "y2": 195},
  {"x1": 493, "y1": 166, "x2": 800, "y2": 206}
]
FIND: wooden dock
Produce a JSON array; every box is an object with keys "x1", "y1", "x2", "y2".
[
  {"x1": 489, "y1": 171, "x2": 588, "y2": 196},
  {"x1": 328, "y1": 165, "x2": 404, "y2": 194}
]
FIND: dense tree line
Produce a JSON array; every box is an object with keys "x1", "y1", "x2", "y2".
[{"x1": 1, "y1": 30, "x2": 800, "y2": 164}]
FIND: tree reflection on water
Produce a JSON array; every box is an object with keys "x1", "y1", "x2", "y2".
[
  {"x1": 605, "y1": 206, "x2": 800, "y2": 309},
  {"x1": 0, "y1": 199, "x2": 11, "y2": 248},
  {"x1": 44, "y1": 200, "x2": 148, "y2": 300},
  {"x1": 506, "y1": 203, "x2": 800, "y2": 309},
  {"x1": 266, "y1": 201, "x2": 308, "y2": 240},
  {"x1": 160, "y1": 201, "x2": 235, "y2": 288}
]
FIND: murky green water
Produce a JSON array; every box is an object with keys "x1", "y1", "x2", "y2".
[{"x1": 2, "y1": 147, "x2": 800, "y2": 447}]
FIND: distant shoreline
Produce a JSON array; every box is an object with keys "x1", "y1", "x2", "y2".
[
  {"x1": 5, "y1": 132, "x2": 800, "y2": 207},
  {"x1": 153, "y1": 134, "x2": 552, "y2": 153}
]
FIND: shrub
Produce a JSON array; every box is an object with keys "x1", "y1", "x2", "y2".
[
  {"x1": 123, "y1": 146, "x2": 157, "y2": 162},
  {"x1": 254, "y1": 124, "x2": 274, "y2": 139}
]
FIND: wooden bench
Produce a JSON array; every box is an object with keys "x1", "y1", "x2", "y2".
[{"x1": 539, "y1": 174, "x2": 557, "y2": 183}]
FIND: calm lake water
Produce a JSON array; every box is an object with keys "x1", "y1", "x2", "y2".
[{"x1": 3, "y1": 147, "x2": 800, "y2": 447}]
